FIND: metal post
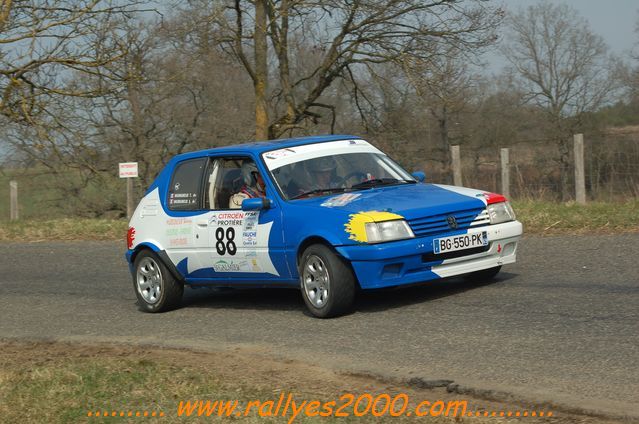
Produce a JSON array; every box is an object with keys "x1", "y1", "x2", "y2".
[
  {"x1": 500, "y1": 148, "x2": 510, "y2": 198},
  {"x1": 574, "y1": 133, "x2": 586, "y2": 204},
  {"x1": 451, "y1": 145, "x2": 462, "y2": 186},
  {"x1": 9, "y1": 180, "x2": 18, "y2": 220},
  {"x1": 127, "y1": 178, "x2": 134, "y2": 219}
]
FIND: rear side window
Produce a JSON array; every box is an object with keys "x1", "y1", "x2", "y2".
[{"x1": 168, "y1": 158, "x2": 207, "y2": 211}]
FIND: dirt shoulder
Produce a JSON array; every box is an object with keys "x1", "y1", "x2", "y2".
[{"x1": 0, "y1": 340, "x2": 632, "y2": 423}]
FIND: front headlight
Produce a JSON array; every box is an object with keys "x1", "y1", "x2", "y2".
[
  {"x1": 365, "y1": 220, "x2": 414, "y2": 243},
  {"x1": 488, "y1": 201, "x2": 516, "y2": 224}
]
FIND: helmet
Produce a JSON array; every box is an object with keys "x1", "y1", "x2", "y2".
[
  {"x1": 241, "y1": 161, "x2": 260, "y2": 186},
  {"x1": 307, "y1": 156, "x2": 337, "y2": 173}
]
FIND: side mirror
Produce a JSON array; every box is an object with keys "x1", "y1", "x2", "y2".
[
  {"x1": 411, "y1": 171, "x2": 426, "y2": 183},
  {"x1": 241, "y1": 197, "x2": 272, "y2": 211}
]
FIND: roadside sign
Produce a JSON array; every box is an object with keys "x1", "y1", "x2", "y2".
[{"x1": 119, "y1": 162, "x2": 138, "y2": 178}]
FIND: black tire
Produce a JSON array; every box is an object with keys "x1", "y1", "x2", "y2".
[
  {"x1": 133, "y1": 250, "x2": 183, "y2": 313},
  {"x1": 299, "y1": 244, "x2": 356, "y2": 318},
  {"x1": 464, "y1": 266, "x2": 502, "y2": 283}
]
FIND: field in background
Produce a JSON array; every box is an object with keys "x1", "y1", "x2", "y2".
[
  {"x1": 2, "y1": 128, "x2": 639, "y2": 221},
  {"x1": 0, "y1": 201, "x2": 637, "y2": 242}
]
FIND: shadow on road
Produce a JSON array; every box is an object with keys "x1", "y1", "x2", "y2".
[
  {"x1": 354, "y1": 272, "x2": 517, "y2": 313},
  {"x1": 180, "y1": 272, "x2": 517, "y2": 315}
]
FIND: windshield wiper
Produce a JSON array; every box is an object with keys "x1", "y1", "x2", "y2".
[
  {"x1": 350, "y1": 178, "x2": 416, "y2": 190},
  {"x1": 290, "y1": 187, "x2": 347, "y2": 200}
]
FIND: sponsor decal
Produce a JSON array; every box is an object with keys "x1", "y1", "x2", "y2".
[
  {"x1": 168, "y1": 192, "x2": 198, "y2": 206},
  {"x1": 250, "y1": 258, "x2": 261, "y2": 272},
  {"x1": 244, "y1": 211, "x2": 258, "y2": 230},
  {"x1": 165, "y1": 217, "x2": 193, "y2": 239},
  {"x1": 126, "y1": 227, "x2": 136, "y2": 249},
  {"x1": 213, "y1": 260, "x2": 250, "y2": 273},
  {"x1": 242, "y1": 230, "x2": 258, "y2": 246},
  {"x1": 320, "y1": 193, "x2": 362, "y2": 207},
  {"x1": 264, "y1": 148, "x2": 296, "y2": 160},
  {"x1": 166, "y1": 218, "x2": 193, "y2": 226},
  {"x1": 344, "y1": 211, "x2": 404, "y2": 243},
  {"x1": 166, "y1": 226, "x2": 192, "y2": 236},
  {"x1": 168, "y1": 237, "x2": 188, "y2": 247}
]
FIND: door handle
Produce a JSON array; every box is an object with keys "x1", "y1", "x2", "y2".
[{"x1": 196, "y1": 220, "x2": 209, "y2": 227}]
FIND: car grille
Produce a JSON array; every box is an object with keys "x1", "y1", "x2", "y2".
[{"x1": 408, "y1": 208, "x2": 490, "y2": 238}]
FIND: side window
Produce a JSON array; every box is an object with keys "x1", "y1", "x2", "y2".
[
  {"x1": 204, "y1": 157, "x2": 259, "y2": 210},
  {"x1": 168, "y1": 158, "x2": 207, "y2": 211}
]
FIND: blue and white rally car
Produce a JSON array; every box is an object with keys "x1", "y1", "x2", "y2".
[{"x1": 125, "y1": 135, "x2": 522, "y2": 317}]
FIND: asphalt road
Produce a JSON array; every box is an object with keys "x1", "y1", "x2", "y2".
[{"x1": 1, "y1": 235, "x2": 638, "y2": 417}]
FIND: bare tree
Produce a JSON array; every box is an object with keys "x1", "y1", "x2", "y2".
[
  {"x1": 209, "y1": 0, "x2": 501, "y2": 140},
  {"x1": 0, "y1": 1, "x2": 147, "y2": 127},
  {"x1": 502, "y1": 1, "x2": 614, "y2": 200},
  {"x1": 402, "y1": 46, "x2": 478, "y2": 182}
]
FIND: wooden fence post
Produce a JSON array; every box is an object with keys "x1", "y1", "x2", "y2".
[
  {"x1": 500, "y1": 148, "x2": 510, "y2": 198},
  {"x1": 574, "y1": 134, "x2": 586, "y2": 204},
  {"x1": 127, "y1": 178, "x2": 134, "y2": 220},
  {"x1": 10, "y1": 180, "x2": 18, "y2": 220},
  {"x1": 451, "y1": 145, "x2": 462, "y2": 186}
]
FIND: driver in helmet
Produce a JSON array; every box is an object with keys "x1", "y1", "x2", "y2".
[
  {"x1": 304, "y1": 156, "x2": 343, "y2": 191},
  {"x1": 229, "y1": 161, "x2": 266, "y2": 209}
]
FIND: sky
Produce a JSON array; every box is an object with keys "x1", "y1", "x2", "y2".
[{"x1": 486, "y1": 0, "x2": 638, "y2": 72}]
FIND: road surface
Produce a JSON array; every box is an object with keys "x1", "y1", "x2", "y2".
[{"x1": 1, "y1": 234, "x2": 637, "y2": 418}]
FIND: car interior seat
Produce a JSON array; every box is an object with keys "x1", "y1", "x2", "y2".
[{"x1": 217, "y1": 168, "x2": 242, "y2": 209}]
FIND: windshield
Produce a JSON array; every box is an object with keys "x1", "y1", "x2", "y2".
[{"x1": 263, "y1": 141, "x2": 415, "y2": 200}]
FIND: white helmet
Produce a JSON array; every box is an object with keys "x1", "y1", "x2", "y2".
[{"x1": 241, "y1": 161, "x2": 260, "y2": 186}]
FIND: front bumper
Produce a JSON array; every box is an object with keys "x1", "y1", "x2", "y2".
[{"x1": 335, "y1": 220, "x2": 522, "y2": 289}]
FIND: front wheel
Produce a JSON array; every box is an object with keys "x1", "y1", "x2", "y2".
[
  {"x1": 133, "y1": 250, "x2": 183, "y2": 312},
  {"x1": 464, "y1": 266, "x2": 502, "y2": 283},
  {"x1": 299, "y1": 244, "x2": 356, "y2": 318}
]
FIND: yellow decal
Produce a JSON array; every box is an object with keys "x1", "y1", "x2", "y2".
[{"x1": 344, "y1": 211, "x2": 404, "y2": 243}]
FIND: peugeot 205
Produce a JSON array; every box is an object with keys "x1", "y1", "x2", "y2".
[{"x1": 125, "y1": 135, "x2": 522, "y2": 317}]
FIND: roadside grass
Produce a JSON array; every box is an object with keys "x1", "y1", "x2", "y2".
[
  {"x1": 0, "y1": 342, "x2": 494, "y2": 424},
  {"x1": 0, "y1": 201, "x2": 637, "y2": 241},
  {"x1": 0, "y1": 218, "x2": 127, "y2": 242},
  {"x1": 0, "y1": 350, "x2": 274, "y2": 423},
  {"x1": 511, "y1": 200, "x2": 639, "y2": 235}
]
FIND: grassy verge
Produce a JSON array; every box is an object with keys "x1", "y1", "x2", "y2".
[
  {"x1": 0, "y1": 345, "x2": 288, "y2": 423},
  {"x1": 0, "y1": 201, "x2": 637, "y2": 241},
  {"x1": 0, "y1": 218, "x2": 127, "y2": 242},
  {"x1": 0, "y1": 341, "x2": 594, "y2": 424},
  {"x1": 511, "y1": 200, "x2": 639, "y2": 235}
]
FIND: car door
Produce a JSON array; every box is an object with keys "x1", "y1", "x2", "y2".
[
  {"x1": 188, "y1": 155, "x2": 291, "y2": 283},
  {"x1": 163, "y1": 156, "x2": 209, "y2": 273}
]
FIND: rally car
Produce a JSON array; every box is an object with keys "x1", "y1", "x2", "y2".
[{"x1": 125, "y1": 135, "x2": 522, "y2": 318}]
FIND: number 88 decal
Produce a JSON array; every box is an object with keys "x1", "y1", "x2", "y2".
[{"x1": 215, "y1": 227, "x2": 237, "y2": 256}]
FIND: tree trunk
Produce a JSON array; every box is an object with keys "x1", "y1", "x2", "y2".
[
  {"x1": 437, "y1": 105, "x2": 453, "y2": 184},
  {"x1": 558, "y1": 138, "x2": 571, "y2": 201},
  {"x1": 254, "y1": 0, "x2": 269, "y2": 140}
]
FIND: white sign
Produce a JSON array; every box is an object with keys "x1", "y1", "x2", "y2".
[{"x1": 119, "y1": 162, "x2": 139, "y2": 178}]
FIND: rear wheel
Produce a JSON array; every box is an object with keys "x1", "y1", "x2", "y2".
[
  {"x1": 133, "y1": 250, "x2": 183, "y2": 312},
  {"x1": 299, "y1": 244, "x2": 356, "y2": 318},
  {"x1": 464, "y1": 266, "x2": 502, "y2": 283}
]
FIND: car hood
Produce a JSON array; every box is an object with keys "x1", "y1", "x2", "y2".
[{"x1": 297, "y1": 183, "x2": 487, "y2": 220}]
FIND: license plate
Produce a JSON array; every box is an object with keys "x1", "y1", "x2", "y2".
[{"x1": 433, "y1": 231, "x2": 488, "y2": 254}]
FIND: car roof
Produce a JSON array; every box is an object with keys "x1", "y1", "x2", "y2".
[{"x1": 169, "y1": 134, "x2": 362, "y2": 162}]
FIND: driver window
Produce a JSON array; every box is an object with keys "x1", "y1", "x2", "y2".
[
  {"x1": 204, "y1": 157, "x2": 264, "y2": 210},
  {"x1": 204, "y1": 157, "x2": 243, "y2": 210}
]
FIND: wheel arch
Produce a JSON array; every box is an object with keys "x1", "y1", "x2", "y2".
[
  {"x1": 130, "y1": 242, "x2": 161, "y2": 264},
  {"x1": 129, "y1": 243, "x2": 184, "y2": 282},
  {"x1": 296, "y1": 236, "x2": 335, "y2": 265},
  {"x1": 296, "y1": 236, "x2": 361, "y2": 289}
]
